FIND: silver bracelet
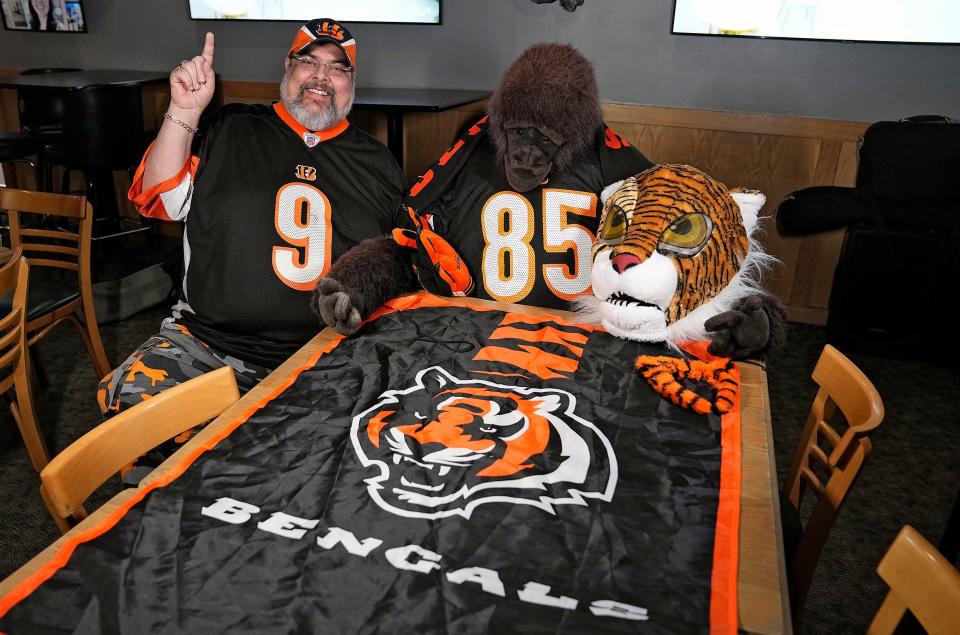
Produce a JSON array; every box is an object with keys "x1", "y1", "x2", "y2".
[{"x1": 164, "y1": 112, "x2": 199, "y2": 134}]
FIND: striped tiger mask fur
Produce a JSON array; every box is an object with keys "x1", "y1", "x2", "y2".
[{"x1": 576, "y1": 164, "x2": 771, "y2": 345}]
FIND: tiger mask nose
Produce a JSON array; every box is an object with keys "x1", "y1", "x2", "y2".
[{"x1": 611, "y1": 253, "x2": 642, "y2": 274}]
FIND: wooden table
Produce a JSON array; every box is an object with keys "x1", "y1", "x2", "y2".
[
  {"x1": 738, "y1": 361, "x2": 792, "y2": 634},
  {"x1": 0, "y1": 297, "x2": 790, "y2": 633}
]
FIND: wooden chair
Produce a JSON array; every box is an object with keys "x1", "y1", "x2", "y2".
[
  {"x1": 40, "y1": 366, "x2": 240, "y2": 533},
  {"x1": 0, "y1": 251, "x2": 50, "y2": 471},
  {"x1": 0, "y1": 187, "x2": 111, "y2": 379},
  {"x1": 783, "y1": 343, "x2": 885, "y2": 627},
  {"x1": 867, "y1": 525, "x2": 960, "y2": 634}
]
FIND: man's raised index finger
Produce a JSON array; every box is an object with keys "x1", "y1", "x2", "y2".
[{"x1": 202, "y1": 32, "x2": 215, "y2": 64}]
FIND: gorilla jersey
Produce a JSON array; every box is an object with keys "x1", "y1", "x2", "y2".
[
  {"x1": 403, "y1": 117, "x2": 652, "y2": 309},
  {"x1": 130, "y1": 102, "x2": 405, "y2": 368}
]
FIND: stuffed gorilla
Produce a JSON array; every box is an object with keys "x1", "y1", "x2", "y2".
[{"x1": 313, "y1": 43, "x2": 784, "y2": 359}]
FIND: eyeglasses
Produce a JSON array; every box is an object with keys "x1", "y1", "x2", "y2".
[{"x1": 289, "y1": 54, "x2": 354, "y2": 78}]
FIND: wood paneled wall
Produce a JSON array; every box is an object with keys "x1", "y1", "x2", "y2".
[
  {"x1": 4, "y1": 75, "x2": 869, "y2": 324},
  {"x1": 601, "y1": 103, "x2": 869, "y2": 325}
]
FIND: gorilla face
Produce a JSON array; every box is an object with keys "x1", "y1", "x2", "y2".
[{"x1": 503, "y1": 123, "x2": 565, "y2": 192}]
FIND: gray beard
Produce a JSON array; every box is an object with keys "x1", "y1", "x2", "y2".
[{"x1": 280, "y1": 74, "x2": 355, "y2": 132}]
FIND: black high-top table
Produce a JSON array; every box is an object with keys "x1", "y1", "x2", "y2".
[{"x1": 353, "y1": 88, "x2": 490, "y2": 163}]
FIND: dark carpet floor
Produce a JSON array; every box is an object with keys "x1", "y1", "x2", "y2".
[
  {"x1": 766, "y1": 324, "x2": 960, "y2": 633},
  {"x1": 1, "y1": 310, "x2": 957, "y2": 633}
]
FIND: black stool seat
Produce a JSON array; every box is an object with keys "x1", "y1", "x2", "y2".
[
  {"x1": 0, "y1": 132, "x2": 40, "y2": 161},
  {"x1": 20, "y1": 68, "x2": 82, "y2": 75}
]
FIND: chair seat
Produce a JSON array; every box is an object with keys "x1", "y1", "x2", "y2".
[{"x1": 0, "y1": 271, "x2": 79, "y2": 324}]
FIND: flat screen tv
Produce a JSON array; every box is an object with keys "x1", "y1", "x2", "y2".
[
  {"x1": 2, "y1": 0, "x2": 86, "y2": 32},
  {"x1": 672, "y1": 0, "x2": 960, "y2": 45},
  {"x1": 188, "y1": 0, "x2": 441, "y2": 24}
]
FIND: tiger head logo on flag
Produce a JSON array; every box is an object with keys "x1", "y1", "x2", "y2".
[{"x1": 351, "y1": 366, "x2": 618, "y2": 519}]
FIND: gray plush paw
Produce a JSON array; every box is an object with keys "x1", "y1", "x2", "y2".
[
  {"x1": 314, "y1": 278, "x2": 362, "y2": 335},
  {"x1": 704, "y1": 296, "x2": 770, "y2": 359}
]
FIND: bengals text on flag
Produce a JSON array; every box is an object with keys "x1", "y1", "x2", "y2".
[{"x1": 0, "y1": 294, "x2": 741, "y2": 634}]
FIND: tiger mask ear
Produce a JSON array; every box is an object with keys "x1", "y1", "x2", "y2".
[{"x1": 730, "y1": 189, "x2": 765, "y2": 235}]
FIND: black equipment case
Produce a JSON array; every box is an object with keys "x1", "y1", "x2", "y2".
[{"x1": 778, "y1": 116, "x2": 960, "y2": 359}]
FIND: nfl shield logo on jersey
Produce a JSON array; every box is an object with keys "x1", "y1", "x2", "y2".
[{"x1": 303, "y1": 133, "x2": 320, "y2": 147}]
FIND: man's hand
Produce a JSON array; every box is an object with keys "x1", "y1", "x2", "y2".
[
  {"x1": 313, "y1": 278, "x2": 363, "y2": 336},
  {"x1": 705, "y1": 294, "x2": 786, "y2": 360},
  {"x1": 169, "y1": 31, "x2": 216, "y2": 115}
]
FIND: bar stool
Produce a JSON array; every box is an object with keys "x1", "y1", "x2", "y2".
[
  {"x1": 40, "y1": 84, "x2": 159, "y2": 283},
  {"x1": 0, "y1": 133, "x2": 39, "y2": 189},
  {"x1": 18, "y1": 68, "x2": 82, "y2": 192},
  {"x1": 42, "y1": 83, "x2": 147, "y2": 213}
]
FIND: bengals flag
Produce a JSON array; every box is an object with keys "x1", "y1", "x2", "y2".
[{"x1": 0, "y1": 294, "x2": 740, "y2": 634}]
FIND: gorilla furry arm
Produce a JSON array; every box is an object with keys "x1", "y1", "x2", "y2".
[{"x1": 312, "y1": 237, "x2": 418, "y2": 335}]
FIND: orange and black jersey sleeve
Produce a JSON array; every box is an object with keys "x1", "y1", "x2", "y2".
[
  {"x1": 403, "y1": 115, "x2": 490, "y2": 223},
  {"x1": 401, "y1": 118, "x2": 652, "y2": 310},
  {"x1": 128, "y1": 144, "x2": 199, "y2": 222},
  {"x1": 598, "y1": 125, "x2": 655, "y2": 188}
]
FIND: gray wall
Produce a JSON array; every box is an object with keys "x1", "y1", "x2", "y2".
[{"x1": 3, "y1": 0, "x2": 958, "y2": 121}]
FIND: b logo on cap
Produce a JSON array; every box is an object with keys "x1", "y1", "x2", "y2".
[{"x1": 317, "y1": 20, "x2": 344, "y2": 41}]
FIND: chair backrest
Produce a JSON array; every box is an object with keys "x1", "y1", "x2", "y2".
[
  {"x1": 783, "y1": 343, "x2": 885, "y2": 623},
  {"x1": 0, "y1": 187, "x2": 91, "y2": 276},
  {"x1": 0, "y1": 250, "x2": 30, "y2": 394},
  {"x1": 40, "y1": 366, "x2": 241, "y2": 532},
  {"x1": 62, "y1": 83, "x2": 145, "y2": 170},
  {"x1": 867, "y1": 525, "x2": 960, "y2": 635},
  {"x1": 0, "y1": 251, "x2": 50, "y2": 471}
]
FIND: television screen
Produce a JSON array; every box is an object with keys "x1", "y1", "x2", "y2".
[
  {"x1": 188, "y1": 0, "x2": 441, "y2": 24},
  {"x1": 672, "y1": 0, "x2": 960, "y2": 45},
  {"x1": 2, "y1": 0, "x2": 86, "y2": 31}
]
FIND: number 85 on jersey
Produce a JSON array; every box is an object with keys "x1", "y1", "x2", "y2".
[{"x1": 481, "y1": 189, "x2": 597, "y2": 304}]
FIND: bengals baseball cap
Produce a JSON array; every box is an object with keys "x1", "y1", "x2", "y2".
[{"x1": 289, "y1": 18, "x2": 357, "y2": 69}]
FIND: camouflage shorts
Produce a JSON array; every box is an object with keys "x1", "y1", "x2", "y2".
[{"x1": 97, "y1": 319, "x2": 271, "y2": 483}]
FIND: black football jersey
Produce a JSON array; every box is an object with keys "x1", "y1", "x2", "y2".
[
  {"x1": 403, "y1": 118, "x2": 653, "y2": 309},
  {"x1": 130, "y1": 103, "x2": 405, "y2": 368}
]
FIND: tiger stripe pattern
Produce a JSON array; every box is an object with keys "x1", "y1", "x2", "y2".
[
  {"x1": 593, "y1": 164, "x2": 750, "y2": 324},
  {"x1": 634, "y1": 355, "x2": 738, "y2": 415}
]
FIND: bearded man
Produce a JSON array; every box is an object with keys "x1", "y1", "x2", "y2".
[{"x1": 100, "y1": 19, "x2": 404, "y2": 429}]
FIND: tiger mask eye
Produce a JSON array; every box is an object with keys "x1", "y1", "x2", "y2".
[
  {"x1": 598, "y1": 204, "x2": 627, "y2": 244},
  {"x1": 657, "y1": 213, "x2": 713, "y2": 257}
]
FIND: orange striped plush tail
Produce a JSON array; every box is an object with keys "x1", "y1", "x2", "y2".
[{"x1": 634, "y1": 355, "x2": 737, "y2": 415}]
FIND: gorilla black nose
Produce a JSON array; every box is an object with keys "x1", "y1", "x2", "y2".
[{"x1": 611, "y1": 253, "x2": 641, "y2": 274}]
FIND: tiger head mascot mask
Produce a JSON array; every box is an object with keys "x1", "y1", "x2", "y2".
[{"x1": 576, "y1": 164, "x2": 772, "y2": 344}]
